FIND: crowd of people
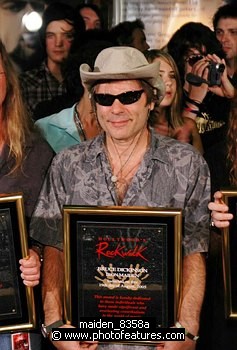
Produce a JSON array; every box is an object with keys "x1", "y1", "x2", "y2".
[{"x1": 0, "y1": 2, "x2": 237, "y2": 350}]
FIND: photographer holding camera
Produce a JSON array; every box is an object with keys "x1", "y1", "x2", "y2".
[
  {"x1": 183, "y1": 52, "x2": 234, "y2": 107},
  {"x1": 166, "y1": 21, "x2": 237, "y2": 350},
  {"x1": 166, "y1": 21, "x2": 235, "y2": 156}
]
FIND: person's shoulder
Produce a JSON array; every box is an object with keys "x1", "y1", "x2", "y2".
[
  {"x1": 183, "y1": 117, "x2": 197, "y2": 128},
  {"x1": 28, "y1": 131, "x2": 55, "y2": 155},
  {"x1": 182, "y1": 117, "x2": 200, "y2": 136},
  {"x1": 156, "y1": 135, "x2": 209, "y2": 179},
  {"x1": 54, "y1": 134, "x2": 102, "y2": 160},
  {"x1": 36, "y1": 105, "x2": 75, "y2": 128},
  {"x1": 154, "y1": 133, "x2": 205, "y2": 161},
  {"x1": 154, "y1": 132, "x2": 192, "y2": 149},
  {"x1": 20, "y1": 63, "x2": 45, "y2": 82},
  {"x1": 35, "y1": 106, "x2": 78, "y2": 153}
]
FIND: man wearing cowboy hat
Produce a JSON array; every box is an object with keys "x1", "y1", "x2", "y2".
[{"x1": 30, "y1": 46, "x2": 210, "y2": 350}]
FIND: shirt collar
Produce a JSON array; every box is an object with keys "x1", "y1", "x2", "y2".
[
  {"x1": 84, "y1": 129, "x2": 172, "y2": 166},
  {"x1": 46, "y1": 105, "x2": 75, "y2": 129}
]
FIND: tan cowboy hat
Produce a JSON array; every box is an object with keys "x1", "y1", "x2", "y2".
[{"x1": 80, "y1": 46, "x2": 165, "y2": 98}]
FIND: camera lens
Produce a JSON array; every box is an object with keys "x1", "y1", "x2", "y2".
[
  {"x1": 216, "y1": 63, "x2": 225, "y2": 73},
  {"x1": 207, "y1": 61, "x2": 225, "y2": 86}
]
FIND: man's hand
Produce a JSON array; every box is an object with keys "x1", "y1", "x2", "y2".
[
  {"x1": 184, "y1": 56, "x2": 209, "y2": 104},
  {"x1": 19, "y1": 248, "x2": 41, "y2": 286},
  {"x1": 208, "y1": 191, "x2": 234, "y2": 228}
]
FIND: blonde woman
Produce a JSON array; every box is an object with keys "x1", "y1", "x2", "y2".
[
  {"x1": 145, "y1": 49, "x2": 203, "y2": 154},
  {"x1": 0, "y1": 40, "x2": 54, "y2": 350}
]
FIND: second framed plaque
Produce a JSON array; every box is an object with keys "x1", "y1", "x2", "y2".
[
  {"x1": 63, "y1": 206, "x2": 182, "y2": 329},
  {"x1": 221, "y1": 190, "x2": 237, "y2": 319}
]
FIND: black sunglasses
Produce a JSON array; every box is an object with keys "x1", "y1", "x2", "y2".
[{"x1": 93, "y1": 90, "x2": 144, "y2": 106}]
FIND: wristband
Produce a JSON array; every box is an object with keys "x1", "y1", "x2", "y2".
[
  {"x1": 184, "y1": 95, "x2": 202, "y2": 107},
  {"x1": 175, "y1": 321, "x2": 199, "y2": 341},
  {"x1": 183, "y1": 107, "x2": 200, "y2": 115},
  {"x1": 31, "y1": 245, "x2": 44, "y2": 262},
  {"x1": 42, "y1": 320, "x2": 64, "y2": 338}
]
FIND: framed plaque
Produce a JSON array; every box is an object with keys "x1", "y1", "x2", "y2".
[
  {"x1": 63, "y1": 206, "x2": 182, "y2": 333},
  {"x1": 221, "y1": 190, "x2": 237, "y2": 319},
  {"x1": 0, "y1": 193, "x2": 36, "y2": 332}
]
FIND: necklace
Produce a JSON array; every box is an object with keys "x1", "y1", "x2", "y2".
[
  {"x1": 107, "y1": 129, "x2": 144, "y2": 184},
  {"x1": 74, "y1": 104, "x2": 86, "y2": 141},
  {"x1": 114, "y1": 159, "x2": 144, "y2": 205},
  {"x1": 105, "y1": 127, "x2": 149, "y2": 205}
]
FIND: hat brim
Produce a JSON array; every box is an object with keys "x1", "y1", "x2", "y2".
[{"x1": 80, "y1": 61, "x2": 164, "y2": 96}]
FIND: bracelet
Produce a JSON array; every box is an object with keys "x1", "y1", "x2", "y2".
[
  {"x1": 42, "y1": 320, "x2": 64, "y2": 338},
  {"x1": 184, "y1": 95, "x2": 202, "y2": 107},
  {"x1": 31, "y1": 245, "x2": 44, "y2": 263},
  {"x1": 183, "y1": 107, "x2": 200, "y2": 115},
  {"x1": 175, "y1": 321, "x2": 199, "y2": 341}
]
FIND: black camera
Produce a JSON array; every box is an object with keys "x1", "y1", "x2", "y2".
[
  {"x1": 186, "y1": 60, "x2": 225, "y2": 87},
  {"x1": 207, "y1": 61, "x2": 225, "y2": 86}
]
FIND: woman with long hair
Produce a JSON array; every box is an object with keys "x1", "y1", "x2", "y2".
[
  {"x1": 0, "y1": 40, "x2": 54, "y2": 350},
  {"x1": 145, "y1": 49, "x2": 203, "y2": 153}
]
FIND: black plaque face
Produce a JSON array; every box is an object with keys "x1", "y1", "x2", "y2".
[
  {"x1": 222, "y1": 190, "x2": 237, "y2": 319},
  {"x1": 0, "y1": 194, "x2": 36, "y2": 332},
  {"x1": 0, "y1": 209, "x2": 22, "y2": 320},
  {"x1": 63, "y1": 206, "x2": 182, "y2": 332}
]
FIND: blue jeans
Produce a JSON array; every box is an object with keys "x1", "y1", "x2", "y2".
[{"x1": 0, "y1": 334, "x2": 11, "y2": 350}]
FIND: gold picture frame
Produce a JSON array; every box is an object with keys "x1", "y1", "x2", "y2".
[
  {"x1": 63, "y1": 205, "x2": 182, "y2": 343},
  {"x1": 0, "y1": 193, "x2": 36, "y2": 332},
  {"x1": 221, "y1": 190, "x2": 237, "y2": 319}
]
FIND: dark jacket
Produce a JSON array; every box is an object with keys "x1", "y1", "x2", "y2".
[{"x1": 0, "y1": 132, "x2": 54, "y2": 228}]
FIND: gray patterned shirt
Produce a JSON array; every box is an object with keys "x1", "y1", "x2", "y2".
[{"x1": 30, "y1": 131, "x2": 210, "y2": 256}]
